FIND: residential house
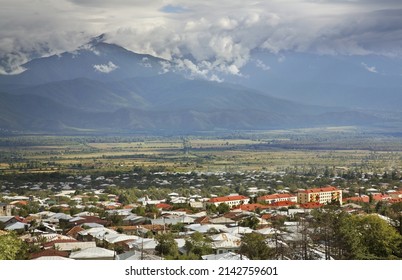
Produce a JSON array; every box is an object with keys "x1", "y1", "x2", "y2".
[
  {"x1": 202, "y1": 252, "x2": 249, "y2": 260},
  {"x1": 68, "y1": 215, "x2": 109, "y2": 228},
  {"x1": 185, "y1": 223, "x2": 228, "y2": 233},
  {"x1": 66, "y1": 225, "x2": 85, "y2": 239},
  {"x1": 77, "y1": 227, "x2": 117, "y2": 243},
  {"x1": 194, "y1": 216, "x2": 210, "y2": 225},
  {"x1": 32, "y1": 256, "x2": 73, "y2": 260},
  {"x1": 265, "y1": 201, "x2": 297, "y2": 209},
  {"x1": 103, "y1": 233, "x2": 137, "y2": 251},
  {"x1": 209, "y1": 216, "x2": 235, "y2": 225},
  {"x1": 126, "y1": 237, "x2": 158, "y2": 254},
  {"x1": 44, "y1": 240, "x2": 97, "y2": 252},
  {"x1": 0, "y1": 203, "x2": 13, "y2": 216},
  {"x1": 116, "y1": 250, "x2": 161, "y2": 260},
  {"x1": 0, "y1": 216, "x2": 18, "y2": 228},
  {"x1": 221, "y1": 226, "x2": 253, "y2": 236},
  {"x1": 211, "y1": 238, "x2": 241, "y2": 255},
  {"x1": 234, "y1": 203, "x2": 270, "y2": 212},
  {"x1": 4, "y1": 221, "x2": 29, "y2": 232},
  {"x1": 343, "y1": 195, "x2": 370, "y2": 203},
  {"x1": 69, "y1": 247, "x2": 115, "y2": 260},
  {"x1": 30, "y1": 249, "x2": 69, "y2": 260}
]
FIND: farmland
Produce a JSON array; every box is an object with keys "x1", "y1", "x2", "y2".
[{"x1": 1, "y1": 126, "x2": 402, "y2": 177}]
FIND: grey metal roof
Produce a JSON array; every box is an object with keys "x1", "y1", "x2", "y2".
[{"x1": 69, "y1": 247, "x2": 115, "y2": 259}]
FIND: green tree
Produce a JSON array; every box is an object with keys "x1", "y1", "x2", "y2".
[
  {"x1": 337, "y1": 214, "x2": 402, "y2": 259},
  {"x1": 106, "y1": 213, "x2": 124, "y2": 226},
  {"x1": 240, "y1": 232, "x2": 275, "y2": 260},
  {"x1": 389, "y1": 202, "x2": 402, "y2": 235},
  {"x1": 155, "y1": 233, "x2": 179, "y2": 259},
  {"x1": 133, "y1": 206, "x2": 146, "y2": 216},
  {"x1": 184, "y1": 232, "x2": 213, "y2": 258},
  {"x1": 359, "y1": 214, "x2": 401, "y2": 259},
  {"x1": 310, "y1": 207, "x2": 340, "y2": 260},
  {"x1": 206, "y1": 204, "x2": 217, "y2": 215},
  {"x1": 239, "y1": 216, "x2": 260, "y2": 230},
  {"x1": 0, "y1": 232, "x2": 28, "y2": 260},
  {"x1": 216, "y1": 203, "x2": 230, "y2": 215},
  {"x1": 145, "y1": 204, "x2": 160, "y2": 218}
]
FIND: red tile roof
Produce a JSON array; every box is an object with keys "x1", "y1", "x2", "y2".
[
  {"x1": 298, "y1": 186, "x2": 339, "y2": 194},
  {"x1": 344, "y1": 194, "x2": 391, "y2": 203},
  {"x1": 261, "y1": 214, "x2": 273, "y2": 220},
  {"x1": 14, "y1": 216, "x2": 26, "y2": 223},
  {"x1": 30, "y1": 249, "x2": 69, "y2": 259},
  {"x1": 372, "y1": 194, "x2": 391, "y2": 201},
  {"x1": 343, "y1": 196, "x2": 370, "y2": 203},
  {"x1": 10, "y1": 200, "x2": 28, "y2": 206},
  {"x1": 266, "y1": 201, "x2": 297, "y2": 208},
  {"x1": 43, "y1": 239, "x2": 78, "y2": 249},
  {"x1": 66, "y1": 226, "x2": 85, "y2": 237},
  {"x1": 156, "y1": 203, "x2": 173, "y2": 210},
  {"x1": 299, "y1": 202, "x2": 323, "y2": 209},
  {"x1": 389, "y1": 198, "x2": 402, "y2": 203},
  {"x1": 258, "y1": 193, "x2": 296, "y2": 200},
  {"x1": 194, "y1": 216, "x2": 210, "y2": 224},
  {"x1": 234, "y1": 203, "x2": 269, "y2": 211}
]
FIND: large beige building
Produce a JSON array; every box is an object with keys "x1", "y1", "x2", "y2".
[
  {"x1": 297, "y1": 186, "x2": 342, "y2": 206},
  {"x1": 207, "y1": 195, "x2": 250, "y2": 208},
  {"x1": 257, "y1": 193, "x2": 297, "y2": 204}
]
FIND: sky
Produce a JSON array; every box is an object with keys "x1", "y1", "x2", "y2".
[{"x1": 1, "y1": 0, "x2": 402, "y2": 75}]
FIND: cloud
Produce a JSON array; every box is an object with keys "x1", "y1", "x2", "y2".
[
  {"x1": 93, "y1": 61, "x2": 119, "y2": 73},
  {"x1": 255, "y1": 59, "x2": 270, "y2": 71},
  {"x1": 139, "y1": 57, "x2": 152, "y2": 68},
  {"x1": 361, "y1": 62, "x2": 378, "y2": 73},
  {"x1": 1, "y1": 0, "x2": 402, "y2": 76}
]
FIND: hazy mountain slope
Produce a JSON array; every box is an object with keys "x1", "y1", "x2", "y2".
[
  {"x1": 230, "y1": 51, "x2": 402, "y2": 111},
  {"x1": 9, "y1": 78, "x2": 149, "y2": 112},
  {"x1": 0, "y1": 38, "x2": 390, "y2": 133}
]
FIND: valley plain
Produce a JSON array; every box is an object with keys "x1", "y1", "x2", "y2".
[{"x1": 2, "y1": 126, "x2": 402, "y2": 176}]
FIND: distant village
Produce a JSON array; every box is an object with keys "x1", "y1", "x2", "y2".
[{"x1": 1, "y1": 170, "x2": 402, "y2": 260}]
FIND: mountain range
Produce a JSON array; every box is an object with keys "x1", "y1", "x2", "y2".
[{"x1": 0, "y1": 36, "x2": 400, "y2": 134}]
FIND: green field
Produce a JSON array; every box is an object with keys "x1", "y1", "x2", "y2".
[{"x1": 1, "y1": 127, "x2": 402, "y2": 175}]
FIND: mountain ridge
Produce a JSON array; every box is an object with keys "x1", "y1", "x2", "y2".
[{"x1": 0, "y1": 39, "x2": 391, "y2": 134}]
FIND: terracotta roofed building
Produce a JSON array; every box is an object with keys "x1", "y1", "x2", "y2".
[{"x1": 297, "y1": 186, "x2": 342, "y2": 206}]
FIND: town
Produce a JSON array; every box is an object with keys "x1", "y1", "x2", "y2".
[{"x1": 1, "y1": 167, "x2": 402, "y2": 260}]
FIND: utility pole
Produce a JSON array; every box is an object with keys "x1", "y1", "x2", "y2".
[{"x1": 141, "y1": 237, "x2": 144, "y2": 260}]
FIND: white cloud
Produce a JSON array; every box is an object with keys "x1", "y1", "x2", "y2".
[
  {"x1": 255, "y1": 59, "x2": 270, "y2": 71},
  {"x1": 93, "y1": 61, "x2": 119, "y2": 73},
  {"x1": 139, "y1": 57, "x2": 152, "y2": 68},
  {"x1": 361, "y1": 62, "x2": 378, "y2": 73},
  {"x1": 0, "y1": 0, "x2": 402, "y2": 75},
  {"x1": 0, "y1": 52, "x2": 28, "y2": 75}
]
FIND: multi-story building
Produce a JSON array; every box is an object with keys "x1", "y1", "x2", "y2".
[
  {"x1": 207, "y1": 195, "x2": 250, "y2": 208},
  {"x1": 257, "y1": 193, "x2": 297, "y2": 204},
  {"x1": 0, "y1": 202, "x2": 12, "y2": 216},
  {"x1": 297, "y1": 186, "x2": 342, "y2": 206}
]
